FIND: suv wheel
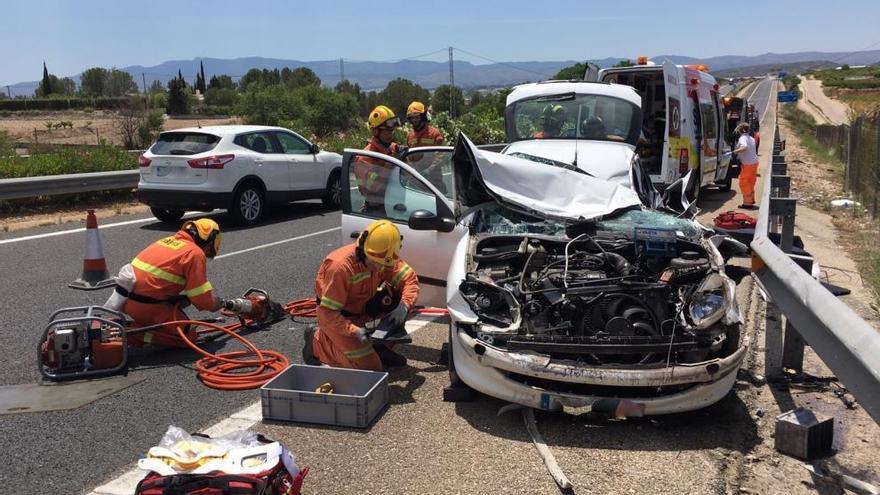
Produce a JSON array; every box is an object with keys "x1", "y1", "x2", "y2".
[
  {"x1": 150, "y1": 207, "x2": 185, "y2": 223},
  {"x1": 717, "y1": 174, "x2": 733, "y2": 192},
  {"x1": 322, "y1": 171, "x2": 341, "y2": 209},
  {"x1": 230, "y1": 184, "x2": 264, "y2": 225}
]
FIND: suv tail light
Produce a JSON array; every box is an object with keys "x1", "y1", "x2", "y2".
[
  {"x1": 678, "y1": 148, "x2": 689, "y2": 174},
  {"x1": 138, "y1": 155, "x2": 152, "y2": 167},
  {"x1": 188, "y1": 154, "x2": 235, "y2": 169}
]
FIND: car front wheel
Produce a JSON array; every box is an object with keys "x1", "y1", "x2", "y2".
[
  {"x1": 230, "y1": 184, "x2": 264, "y2": 225},
  {"x1": 150, "y1": 207, "x2": 185, "y2": 223}
]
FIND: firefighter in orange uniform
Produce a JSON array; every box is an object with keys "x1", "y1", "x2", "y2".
[
  {"x1": 354, "y1": 105, "x2": 401, "y2": 213},
  {"x1": 119, "y1": 218, "x2": 224, "y2": 347},
  {"x1": 304, "y1": 220, "x2": 419, "y2": 371},
  {"x1": 534, "y1": 104, "x2": 565, "y2": 138},
  {"x1": 405, "y1": 101, "x2": 444, "y2": 148}
]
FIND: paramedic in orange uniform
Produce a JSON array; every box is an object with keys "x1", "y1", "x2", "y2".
[
  {"x1": 354, "y1": 105, "x2": 401, "y2": 213},
  {"x1": 734, "y1": 122, "x2": 759, "y2": 209},
  {"x1": 120, "y1": 218, "x2": 224, "y2": 347},
  {"x1": 305, "y1": 220, "x2": 419, "y2": 371}
]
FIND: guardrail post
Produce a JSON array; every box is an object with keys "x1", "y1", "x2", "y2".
[{"x1": 771, "y1": 192, "x2": 806, "y2": 373}]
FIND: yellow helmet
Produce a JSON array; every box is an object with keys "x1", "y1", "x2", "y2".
[
  {"x1": 357, "y1": 219, "x2": 402, "y2": 267},
  {"x1": 368, "y1": 105, "x2": 400, "y2": 129},
  {"x1": 182, "y1": 218, "x2": 221, "y2": 258},
  {"x1": 406, "y1": 101, "x2": 426, "y2": 117}
]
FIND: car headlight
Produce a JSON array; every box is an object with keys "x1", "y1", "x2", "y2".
[
  {"x1": 688, "y1": 273, "x2": 728, "y2": 329},
  {"x1": 459, "y1": 279, "x2": 520, "y2": 330}
]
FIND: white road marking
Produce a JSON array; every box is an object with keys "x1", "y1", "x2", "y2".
[
  {"x1": 214, "y1": 227, "x2": 341, "y2": 260},
  {"x1": 0, "y1": 211, "x2": 204, "y2": 245},
  {"x1": 87, "y1": 317, "x2": 444, "y2": 495}
]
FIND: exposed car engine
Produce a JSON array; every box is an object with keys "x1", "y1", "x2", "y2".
[{"x1": 459, "y1": 233, "x2": 739, "y2": 366}]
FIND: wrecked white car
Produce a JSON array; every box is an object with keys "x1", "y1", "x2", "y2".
[{"x1": 339, "y1": 136, "x2": 745, "y2": 415}]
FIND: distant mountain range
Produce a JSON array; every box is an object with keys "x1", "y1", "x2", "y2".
[{"x1": 7, "y1": 50, "x2": 880, "y2": 97}]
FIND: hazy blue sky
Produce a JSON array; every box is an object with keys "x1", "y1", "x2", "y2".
[{"x1": 2, "y1": 0, "x2": 878, "y2": 86}]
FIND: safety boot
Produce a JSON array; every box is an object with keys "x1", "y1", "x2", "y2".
[
  {"x1": 302, "y1": 327, "x2": 320, "y2": 366},
  {"x1": 374, "y1": 342, "x2": 407, "y2": 368}
]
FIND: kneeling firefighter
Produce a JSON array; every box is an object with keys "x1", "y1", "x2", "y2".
[
  {"x1": 105, "y1": 218, "x2": 224, "y2": 347},
  {"x1": 305, "y1": 219, "x2": 419, "y2": 370}
]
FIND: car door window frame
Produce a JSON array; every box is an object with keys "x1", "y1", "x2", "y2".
[
  {"x1": 341, "y1": 149, "x2": 455, "y2": 225},
  {"x1": 235, "y1": 131, "x2": 281, "y2": 154},
  {"x1": 272, "y1": 131, "x2": 312, "y2": 155}
]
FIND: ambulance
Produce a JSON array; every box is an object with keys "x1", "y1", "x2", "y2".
[{"x1": 588, "y1": 57, "x2": 733, "y2": 195}]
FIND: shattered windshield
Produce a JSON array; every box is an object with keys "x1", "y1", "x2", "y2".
[
  {"x1": 472, "y1": 204, "x2": 701, "y2": 239},
  {"x1": 512, "y1": 93, "x2": 640, "y2": 145}
]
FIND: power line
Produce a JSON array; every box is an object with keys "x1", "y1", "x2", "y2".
[{"x1": 451, "y1": 46, "x2": 552, "y2": 78}]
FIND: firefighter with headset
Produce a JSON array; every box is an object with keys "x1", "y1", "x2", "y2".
[
  {"x1": 354, "y1": 105, "x2": 402, "y2": 213},
  {"x1": 304, "y1": 219, "x2": 419, "y2": 370},
  {"x1": 106, "y1": 218, "x2": 225, "y2": 348},
  {"x1": 404, "y1": 101, "x2": 448, "y2": 193}
]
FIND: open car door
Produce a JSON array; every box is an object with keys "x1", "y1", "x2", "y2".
[
  {"x1": 340, "y1": 146, "x2": 465, "y2": 308},
  {"x1": 581, "y1": 62, "x2": 600, "y2": 82}
]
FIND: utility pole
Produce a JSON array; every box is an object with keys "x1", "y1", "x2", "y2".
[
  {"x1": 5, "y1": 86, "x2": 10, "y2": 98},
  {"x1": 339, "y1": 58, "x2": 345, "y2": 83},
  {"x1": 448, "y1": 46, "x2": 455, "y2": 118},
  {"x1": 142, "y1": 72, "x2": 148, "y2": 107}
]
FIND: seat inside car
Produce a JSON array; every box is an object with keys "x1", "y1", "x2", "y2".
[{"x1": 251, "y1": 136, "x2": 268, "y2": 153}]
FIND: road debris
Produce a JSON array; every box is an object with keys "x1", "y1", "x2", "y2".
[
  {"x1": 775, "y1": 408, "x2": 834, "y2": 460},
  {"x1": 803, "y1": 464, "x2": 880, "y2": 495},
  {"x1": 522, "y1": 407, "x2": 573, "y2": 492}
]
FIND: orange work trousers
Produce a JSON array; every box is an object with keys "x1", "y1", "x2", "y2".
[
  {"x1": 123, "y1": 300, "x2": 195, "y2": 348},
  {"x1": 312, "y1": 316, "x2": 382, "y2": 371},
  {"x1": 739, "y1": 162, "x2": 759, "y2": 205}
]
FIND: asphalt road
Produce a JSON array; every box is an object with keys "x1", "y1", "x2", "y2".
[
  {"x1": 0, "y1": 201, "x2": 343, "y2": 492},
  {"x1": 1, "y1": 80, "x2": 777, "y2": 494}
]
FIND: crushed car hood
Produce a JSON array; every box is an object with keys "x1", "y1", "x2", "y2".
[
  {"x1": 502, "y1": 139, "x2": 635, "y2": 187},
  {"x1": 452, "y1": 133, "x2": 642, "y2": 223}
]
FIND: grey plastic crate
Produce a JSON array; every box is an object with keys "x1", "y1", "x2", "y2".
[{"x1": 261, "y1": 364, "x2": 388, "y2": 428}]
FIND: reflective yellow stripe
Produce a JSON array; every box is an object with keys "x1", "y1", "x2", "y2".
[
  {"x1": 350, "y1": 272, "x2": 370, "y2": 284},
  {"x1": 143, "y1": 332, "x2": 153, "y2": 345},
  {"x1": 183, "y1": 281, "x2": 213, "y2": 297},
  {"x1": 319, "y1": 296, "x2": 343, "y2": 310},
  {"x1": 344, "y1": 344, "x2": 376, "y2": 359},
  {"x1": 131, "y1": 258, "x2": 186, "y2": 285},
  {"x1": 391, "y1": 264, "x2": 411, "y2": 287}
]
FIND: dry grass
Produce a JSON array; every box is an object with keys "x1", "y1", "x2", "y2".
[{"x1": 779, "y1": 114, "x2": 880, "y2": 301}]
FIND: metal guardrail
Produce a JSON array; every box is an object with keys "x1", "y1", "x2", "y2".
[
  {"x1": 0, "y1": 170, "x2": 139, "y2": 201},
  {"x1": 751, "y1": 124, "x2": 880, "y2": 424}
]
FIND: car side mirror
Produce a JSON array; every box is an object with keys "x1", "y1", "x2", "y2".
[
  {"x1": 310, "y1": 143, "x2": 320, "y2": 154},
  {"x1": 408, "y1": 209, "x2": 455, "y2": 233}
]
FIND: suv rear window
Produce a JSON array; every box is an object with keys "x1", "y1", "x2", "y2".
[{"x1": 150, "y1": 132, "x2": 220, "y2": 155}]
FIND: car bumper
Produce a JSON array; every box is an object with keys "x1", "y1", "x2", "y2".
[
  {"x1": 452, "y1": 326, "x2": 746, "y2": 415},
  {"x1": 137, "y1": 187, "x2": 231, "y2": 211}
]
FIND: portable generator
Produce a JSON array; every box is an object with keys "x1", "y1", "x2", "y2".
[{"x1": 38, "y1": 305, "x2": 129, "y2": 381}]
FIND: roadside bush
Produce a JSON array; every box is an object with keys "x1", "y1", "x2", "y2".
[
  {"x1": 431, "y1": 110, "x2": 505, "y2": 145},
  {"x1": 138, "y1": 110, "x2": 165, "y2": 148},
  {"x1": 0, "y1": 145, "x2": 137, "y2": 179},
  {"x1": 204, "y1": 87, "x2": 238, "y2": 107},
  {"x1": 237, "y1": 85, "x2": 358, "y2": 137},
  {"x1": 0, "y1": 130, "x2": 14, "y2": 156}
]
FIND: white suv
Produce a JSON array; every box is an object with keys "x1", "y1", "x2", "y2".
[{"x1": 137, "y1": 125, "x2": 343, "y2": 225}]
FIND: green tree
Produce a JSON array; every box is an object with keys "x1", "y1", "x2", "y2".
[
  {"x1": 281, "y1": 67, "x2": 321, "y2": 90},
  {"x1": 204, "y1": 87, "x2": 238, "y2": 107},
  {"x1": 431, "y1": 84, "x2": 465, "y2": 117},
  {"x1": 379, "y1": 78, "x2": 430, "y2": 117},
  {"x1": 166, "y1": 76, "x2": 189, "y2": 115},
  {"x1": 148, "y1": 80, "x2": 166, "y2": 94},
  {"x1": 208, "y1": 74, "x2": 235, "y2": 90},
  {"x1": 40, "y1": 61, "x2": 53, "y2": 96},
  {"x1": 57, "y1": 77, "x2": 76, "y2": 95},
  {"x1": 80, "y1": 67, "x2": 109, "y2": 96},
  {"x1": 196, "y1": 61, "x2": 207, "y2": 93},
  {"x1": 613, "y1": 59, "x2": 634, "y2": 68},
  {"x1": 553, "y1": 63, "x2": 586, "y2": 80},
  {"x1": 105, "y1": 69, "x2": 137, "y2": 97}
]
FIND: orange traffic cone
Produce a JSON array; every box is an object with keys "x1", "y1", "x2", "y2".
[{"x1": 69, "y1": 210, "x2": 115, "y2": 290}]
